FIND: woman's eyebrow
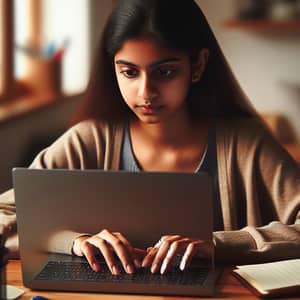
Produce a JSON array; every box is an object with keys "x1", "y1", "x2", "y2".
[{"x1": 115, "y1": 57, "x2": 182, "y2": 68}]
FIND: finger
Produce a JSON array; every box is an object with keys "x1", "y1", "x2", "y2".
[
  {"x1": 113, "y1": 232, "x2": 133, "y2": 249},
  {"x1": 114, "y1": 232, "x2": 141, "y2": 268},
  {"x1": 150, "y1": 238, "x2": 174, "y2": 274},
  {"x1": 160, "y1": 238, "x2": 190, "y2": 274},
  {"x1": 80, "y1": 239, "x2": 102, "y2": 272},
  {"x1": 72, "y1": 235, "x2": 90, "y2": 256},
  {"x1": 142, "y1": 247, "x2": 158, "y2": 268},
  {"x1": 87, "y1": 237, "x2": 119, "y2": 275},
  {"x1": 143, "y1": 235, "x2": 181, "y2": 270},
  {"x1": 99, "y1": 229, "x2": 135, "y2": 274},
  {"x1": 160, "y1": 235, "x2": 181, "y2": 243},
  {"x1": 142, "y1": 235, "x2": 180, "y2": 272},
  {"x1": 180, "y1": 241, "x2": 202, "y2": 271},
  {"x1": 133, "y1": 247, "x2": 148, "y2": 261}
]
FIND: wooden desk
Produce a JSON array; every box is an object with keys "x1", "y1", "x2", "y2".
[{"x1": 3, "y1": 260, "x2": 297, "y2": 300}]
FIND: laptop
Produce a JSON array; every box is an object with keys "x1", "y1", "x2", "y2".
[{"x1": 12, "y1": 168, "x2": 221, "y2": 296}]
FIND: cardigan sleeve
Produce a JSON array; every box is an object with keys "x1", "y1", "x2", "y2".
[
  {"x1": 214, "y1": 220, "x2": 300, "y2": 264},
  {"x1": 215, "y1": 118, "x2": 300, "y2": 264},
  {"x1": 29, "y1": 119, "x2": 106, "y2": 170},
  {"x1": 0, "y1": 120, "x2": 107, "y2": 257}
]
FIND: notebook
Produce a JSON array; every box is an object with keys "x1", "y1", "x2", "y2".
[
  {"x1": 233, "y1": 259, "x2": 300, "y2": 297},
  {"x1": 12, "y1": 168, "x2": 221, "y2": 296}
]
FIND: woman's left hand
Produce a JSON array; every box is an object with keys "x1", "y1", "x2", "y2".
[{"x1": 142, "y1": 235, "x2": 214, "y2": 274}]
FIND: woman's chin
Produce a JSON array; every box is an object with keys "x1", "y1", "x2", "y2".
[{"x1": 135, "y1": 113, "x2": 164, "y2": 124}]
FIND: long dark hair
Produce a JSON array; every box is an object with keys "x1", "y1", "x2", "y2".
[{"x1": 71, "y1": 0, "x2": 258, "y2": 125}]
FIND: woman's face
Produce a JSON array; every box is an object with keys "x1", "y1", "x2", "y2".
[{"x1": 114, "y1": 38, "x2": 194, "y2": 124}]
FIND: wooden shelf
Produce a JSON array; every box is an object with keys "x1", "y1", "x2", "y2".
[
  {"x1": 224, "y1": 19, "x2": 300, "y2": 31},
  {"x1": 0, "y1": 93, "x2": 82, "y2": 126}
]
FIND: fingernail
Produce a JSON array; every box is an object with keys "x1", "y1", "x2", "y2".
[
  {"x1": 160, "y1": 260, "x2": 167, "y2": 274},
  {"x1": 151, "y1": 264, "x2": 158, "y2": 274},
  {"x1": 180, "y1": 259, "x2": 186, "y2": 271},
  {"x1": 112, "y1": 265, "x2": 119, "y2": 275},
  {"x1": 126, "y1": 264, "x2": 135, "y2": 274},
  {"x1": 92, "y1": 263, "x2": 99, "y2": 272},
  {"x1": 142, "y1": 259, "x2": 148, "y2": 268},
  {"x1": 134, "y1": 259, "x2": 141, "y2": 268}
]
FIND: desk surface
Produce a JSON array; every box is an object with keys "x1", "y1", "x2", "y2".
[{"x1": 3, "y1": 260, "x2": 297, "y2": 300}]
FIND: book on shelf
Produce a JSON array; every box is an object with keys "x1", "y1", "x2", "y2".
[{"x1": 232, "y1": 258, "x2": 300, "y2": 297}]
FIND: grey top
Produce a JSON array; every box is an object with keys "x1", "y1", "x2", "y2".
[{"x1": 120, "y1": 123, "x2": 223, "y2": 231}]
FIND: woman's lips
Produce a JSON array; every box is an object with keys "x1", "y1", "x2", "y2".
[{"x1": 136, "y1": 104, "x2": 164, "y2": 114}]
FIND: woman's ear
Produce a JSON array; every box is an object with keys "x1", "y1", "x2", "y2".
[{"x1": 191, "y1": 48, "x2": 209, "y2": 83}]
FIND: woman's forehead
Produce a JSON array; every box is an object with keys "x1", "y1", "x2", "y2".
[{"x1": 114, "y1": 38, "x2": 188, "y2": 67}]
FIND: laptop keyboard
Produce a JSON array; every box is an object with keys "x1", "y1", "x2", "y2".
[{"x1": 36, "y1": 261, "x2": 210, "y2": 286}]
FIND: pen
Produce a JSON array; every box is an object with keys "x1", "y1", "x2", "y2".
[
  {"x1": 43, "y1": 42, "x2": 56, "y2": 58},
  {"x1": 53, "y1": 48, "x2": 65, "y2": 62},
  {"x1": 53, "y1": 38, "x2": 71, "y2": 61},
  {"x1": 31, "y1": 296, "x2": 51, "y2": 300}
]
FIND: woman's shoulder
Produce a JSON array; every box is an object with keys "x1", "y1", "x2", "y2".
[
  {"x1": 67, "y1": 119, "x2": 125, "y2": 140},
  {"x1": 217, "y1": 116, "x2": 269, "y2": 138},
  {"x1": 215, "y1": 115, "x2": 279, "y2": 154},
  {"x1": 69, "y1": 118, "x2": 110, "y2": 133},
  {"x1": 30, "y1": 119, "x2": 126, "y2": 169}
]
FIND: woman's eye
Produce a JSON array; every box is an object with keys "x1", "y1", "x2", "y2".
[
  {"x1": 120, "y1": 69, "x2": 138, "y2": 78},
  {"x1": 156, "y1": 68, "x2": 174, "y2": 78}
]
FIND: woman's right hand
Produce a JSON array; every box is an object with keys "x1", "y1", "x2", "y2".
[{"x1": 72, "y1": 229, "x2": 146, "y2": 275}]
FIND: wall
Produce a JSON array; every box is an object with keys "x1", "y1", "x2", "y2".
[
  {"x1": 42, "y1": 0, "x2": 114, "y2": 94},
  {"x1": 42, "y1": 0, "x2": 90, "y2": 95},
  {"x1": 197, "y1": 0, "x2": 300, "y2": 138}
]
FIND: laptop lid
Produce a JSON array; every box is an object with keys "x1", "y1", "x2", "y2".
[{"x1": 13, "y1": 168, "x2": 217, "y2": 296}]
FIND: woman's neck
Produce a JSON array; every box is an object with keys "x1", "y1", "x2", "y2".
[
  {"x1": 129, "y1": 114, "x2": 210, "y2": 172},
  {"x1": 130, "y1": 114, "x2": 209, "y2": 150}
]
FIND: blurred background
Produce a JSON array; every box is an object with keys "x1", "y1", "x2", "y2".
[{"x1": 0, "y1": 0, "x2": 300, "y2": 193}]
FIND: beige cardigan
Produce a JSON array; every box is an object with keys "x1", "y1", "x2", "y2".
[{"x1": 1, "y1": 117, "x2": 300, "y2": 263}]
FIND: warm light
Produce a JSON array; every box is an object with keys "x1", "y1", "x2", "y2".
[{"x1": 0, "y1": 0, "x2": 14, "y2": 101}]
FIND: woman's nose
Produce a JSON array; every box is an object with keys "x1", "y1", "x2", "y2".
[{"x1": 138, "y1": 74, "x2": 158, "y2": 101}]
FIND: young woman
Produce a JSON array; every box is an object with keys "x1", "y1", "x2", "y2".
[{"x1": 1, "y1": 0, "x2": 299, "y2": 276}]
